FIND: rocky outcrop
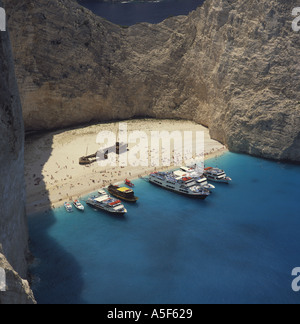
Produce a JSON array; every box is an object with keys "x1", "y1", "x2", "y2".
[
  {"x1": 0, "y1": 249, "x2": 36, "y2": 304},
  {"x1": 0, "y1": 0, "x2": 34, "y2": 303},
  {"x1": 3, "y1": 0, "x2": 300, "y2": 161}
]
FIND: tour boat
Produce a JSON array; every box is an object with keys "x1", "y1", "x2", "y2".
[
  {"x1": 203, "y1": 167, "x2": 232, "y2": 183},
  {"x1": 125, "y1": 179, "x2": 135, "y2": 188},
  {"x1": 173, "y1": 166, "x2": 215, "y2": 190},
  {"x1": 108, "y1": 185, "x2": 139, "y2": 203},
  {"x1": 64, "y1": 202, "x2": 73, "y2": 213},
  {"x1": 149, "y1": 172, "x2": 210, "y2": 199},
  {"x1": 87, "y1": 190, "x2": 127, "y2": 215},
  {"x1": 73, "y1": 199, "x2": 85, "y2": 211}
]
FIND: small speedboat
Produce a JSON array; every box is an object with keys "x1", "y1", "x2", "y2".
[
  {"x1": 73, "y1": 200, "x2": 85, "y2": 211},
  {"x1": 125, "y1": 179, "x2": 135, "y2": 188},
  {"x1": 64, "y1": 202, "x2": 73, "y2": 213}
]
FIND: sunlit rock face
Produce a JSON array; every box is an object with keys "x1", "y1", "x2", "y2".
[
  {"x1": 0, "y1": 249, "x2": 36, "y2": 304},
  {"x1": 4, "y1": 0, "x2": 300, "y2": 161}
]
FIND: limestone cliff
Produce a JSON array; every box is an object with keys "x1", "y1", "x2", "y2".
[
  {"x1": 0, "y1": 0, "x2": 35, "y2": 304},
  {"x1": 3, "y1": 0, "x2": 300, "y2": 161},
  {"x1": 0, "y1": 248, "x2": 36, "y2": 304}
]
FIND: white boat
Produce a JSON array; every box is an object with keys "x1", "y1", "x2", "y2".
[
  {"x1": 203, "y1": 167, "x2": 232, "y2": 183},
  {"x1": 86, "y1": 190, "x2": 127, "y2": 215},
  {"x1": 73, "y1": 199, "x2": 85, "y2": 211},
  {"x1": 98, "y1": 189, "x2": 108, "y2": 196},
  {"x1": 173, "y1": 165, "x2": 215, "y2": 190},
  {"x1": 149, "y1": 172, "x2": 210, "y2": 199},
  {"x1": 64, "y1": 202, "x2": 73, "y2": 212}
]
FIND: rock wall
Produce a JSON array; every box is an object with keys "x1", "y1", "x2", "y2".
[
  {"x1": 192, "y1": 0, "x2": 300, "y2": 161},
  {"x1": 0, "y1": 0, "x2": 35, "y2": 304},
  {"x1": 0, "y1": 248, "x2": 36, "y2": 304},
  {"x1": 3, "y1": 0, "x2": 300, "y2": 161}
]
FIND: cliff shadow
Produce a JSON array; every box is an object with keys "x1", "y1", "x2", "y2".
[
  {"x1": 25, "y1": 131, "x2": 87, "y2": 304},
  {"x1": 281, "y1": 132, "x2": 300, "y2": 163}
]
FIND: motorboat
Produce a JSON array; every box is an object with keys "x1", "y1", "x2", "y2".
[
  {"x1": 64, "y1": 202, "x2": 73, "y2": 212},
  {"x1": 73, "y1": 199, "x2": 85, "y2": 211}
]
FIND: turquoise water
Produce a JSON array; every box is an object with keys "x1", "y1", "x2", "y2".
[
  {"x1": 78, "y1": 0, "x2": 204, "y2": 26},
  {"x1": 28, "y1": 152, "x2": 300, "y2": 304}
]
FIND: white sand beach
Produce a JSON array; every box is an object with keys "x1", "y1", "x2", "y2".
[{"x1": 25, "y1": 119, "x2": 227, "y2": 214}]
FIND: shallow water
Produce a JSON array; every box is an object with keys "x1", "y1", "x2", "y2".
[
  {"x1": 78, "y1": 0, "x2": 204, "y2": 25},
  {"x1": 29, "y1": 152, "x2": 300, "y2": 304}
]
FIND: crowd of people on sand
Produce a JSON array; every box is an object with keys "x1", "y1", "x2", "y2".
[{"x1": 28, "y1": 143, "x2": 227, "y2": 212}]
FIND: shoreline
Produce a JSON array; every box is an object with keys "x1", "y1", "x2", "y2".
[
  {"x1": 29, "y1": 149, "x2": 228, "y2": 215},
  {"x1": 25, "y1": 119, "x2": 228, "y2": 215}
]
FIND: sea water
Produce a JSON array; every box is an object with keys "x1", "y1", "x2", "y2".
[
  {"x1": 78, "y1": 0, "x2": 204, "y2": 26},
  {"x1": 28, "y1": 152, "x2": 300, "y2": 304}
]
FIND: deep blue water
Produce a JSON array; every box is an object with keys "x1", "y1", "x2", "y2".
[
  {"x1": 78, "y1": 0, "x2": 204, "y2": 26},
  {"x1": 28, "y1": 152, "x2": 300, "y2": 304}
]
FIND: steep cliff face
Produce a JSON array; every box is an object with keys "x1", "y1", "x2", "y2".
[
  {"x1": 0, "y1": 248, "x2": 36, "y2": 304},
  {"x1": 191, "y1": 0, "x2": 300, "y2": 161},
  {"x1": 3, "y1": 0, "x2": 300, "y2": 161},
  {"x1": 0, "y1": 0, "x2": 35, "y2": 304}
]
